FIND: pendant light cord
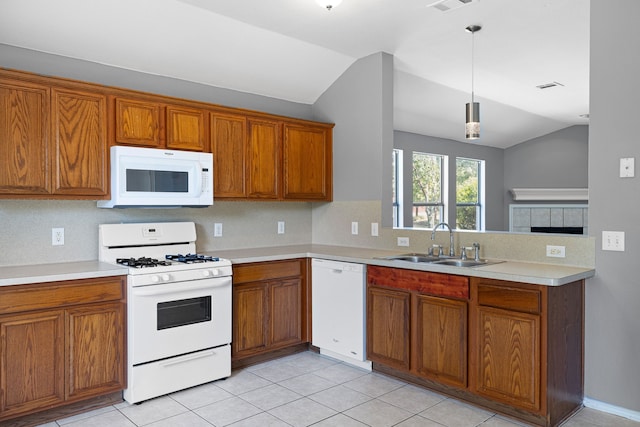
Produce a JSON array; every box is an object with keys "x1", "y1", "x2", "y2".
[{"x1": 471, "y1": 29, "x2": 475, "y2": 103}]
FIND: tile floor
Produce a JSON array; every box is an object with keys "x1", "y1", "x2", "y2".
[{"x1": 36, "y1": 351, "x2": 639, "y2": 427}]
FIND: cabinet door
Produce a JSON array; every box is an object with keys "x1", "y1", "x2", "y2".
[
  {"x1": 475, "y1": 306, "x2": 540, "y2": 411},
  {"x1": 270, "y1": 278, "x2": 302, "y2": 348},
  {"x1": 415, "y1": 295, "x2": 467, "y2": 387},
  {"x1": 246, "y1": 118, "x2": 279, "y2": 199},
  {"x1": 233, "y1": 283, "x2": 269, "y2": 357},
  {"x1": 0, "y1": 79, "x2": 50, "y2": 195},
  {"x1": 66, "y1": 302, "x2": 125, "y2": 401},
  {"x1": 51, "y1": 88, "x2": 108, "y2": 196},
  {"x1": 0, "y1": 310, "x2": 65, "y2": 418},
  {"x1": 114, "y1": 98, "x2": 161, "y2": 147},
  {"x1": 211, "y1": 113, "x2": 247, "y2": 198},
  {"x1": 166, "y1": 105, "x2": 207, "y2": 151},
  {"x1": 283, "y1": 124, "x2": 332, "y2": 200},
  {"x1": 366, "y1": 286, "x2": 411, "y2": 370}
]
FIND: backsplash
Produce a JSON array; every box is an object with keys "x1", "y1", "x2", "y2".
[{"x1": 1, "y1": 199, "x2": 594, "y2": 268}]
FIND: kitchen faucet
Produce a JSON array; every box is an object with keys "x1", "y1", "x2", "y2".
[{"x1": 431, "y1": 222, "x2": 455, "y2": 257}]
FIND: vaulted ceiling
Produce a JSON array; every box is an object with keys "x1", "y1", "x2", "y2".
[{"x1": 0, "y1": 0, "x2": 589, "y2": 148}]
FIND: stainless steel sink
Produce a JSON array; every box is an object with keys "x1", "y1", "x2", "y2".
[
  {"x1": 381, "y1": 253, "x2": 440, "y2": 263},
  {"x1": 432, "y1": 259, "x2": 488, "y2": 267}
]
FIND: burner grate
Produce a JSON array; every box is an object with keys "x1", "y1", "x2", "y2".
[
  {"x1": 116, "y1": 257, "x2": 173, "y2": 268},
  {"x1": 165, "y1": 253, "x2": 220, "y2": 264}
]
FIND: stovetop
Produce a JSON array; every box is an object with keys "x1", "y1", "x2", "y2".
[{"x1": 117, "y1": 254, "x2": 220, "y2": 268}]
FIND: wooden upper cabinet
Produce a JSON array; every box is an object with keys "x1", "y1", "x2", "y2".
[
  {"x1": 51, "y1": 88, "x2": 108, "y2": 196},
  {"x1": 114, "y1": 98, "x2": 161, "y2": 147},
  {"x1": 246, "y1": 118, "x2": 280, "y2": 199},
  {"x1": 211, "y1": 112, "x2": 247, "y2": 198},
  {"x1": 0, "y1": 79, "x2": 50, "y2": 195},
  {"x1": 283, "y1": 123, "x2": 332, "y2": 201},
  {"x1": 114, "y1": 97, "x2": 207, "y2": 151},
  {"x1": 166, "y1": 105, "x2": 207, "y2": 151}
]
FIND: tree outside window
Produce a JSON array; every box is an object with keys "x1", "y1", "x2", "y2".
[
  {"x1": 412, "y1": 152, "x2": 444, "y2": 228},
  {"x1": 456, "y1": 157, "x2": 483, "y2": 230}
]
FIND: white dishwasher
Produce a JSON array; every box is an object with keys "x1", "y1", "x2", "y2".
[{"x1": 311, "y1": 258, "x2": 370, "y2": 370}]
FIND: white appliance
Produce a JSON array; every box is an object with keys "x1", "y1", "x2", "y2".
[
  {"x1": 98, "y1": 146, "x2": 213, "y2": 208},
  {"x1": 98, "y1": 222, "x2": 231, "y2": 404},
  {"x1": 311, "y1": 259, "x2": 370, "y2": 370}
]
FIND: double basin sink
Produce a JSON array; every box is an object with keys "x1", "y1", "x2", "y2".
[{"x1": 380, "y1": 253, "x2": 498, "y2": 268}]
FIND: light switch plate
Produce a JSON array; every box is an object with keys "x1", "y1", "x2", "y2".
[
  {"x1": 397, "y1": 237, "x2": 410, "y2": 247},
  {"x1": 620, "y1": 157, "x2": 635, "y2": 177},
  {"x1": 371, "y1": 222, "x2": 379, "y2": 236},
  {"x1": 214, "y1": 223, "x2": 223, "y2": 237},
  {"x1": 602, "y1": 231, "x2": 625, "y2": 251}
]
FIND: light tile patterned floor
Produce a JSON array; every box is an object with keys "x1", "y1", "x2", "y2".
[{"x1": 36, "y1": 351, "x2": 640, "y2": 427}]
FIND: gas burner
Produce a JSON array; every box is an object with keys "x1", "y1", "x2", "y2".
[
  {"x1": 165, "y1": 253, "x2": 220, "y2": 264},
  {"x1": 116, "y1": 257, "x2": 173, "y2": 268}
]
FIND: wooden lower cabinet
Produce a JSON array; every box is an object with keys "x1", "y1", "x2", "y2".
[
  {"x1": 367, "y1": 267, "x2": 584, "y2": 427},
  {"x1": 232, "y1": 259, "x2": 308, "y2": 365},
  {"x1": 366, "y1": 266, "x2": 469, "y2": 387},
  {"x1": 0, "y1": 276, "x2": 126, "y2": 423}
]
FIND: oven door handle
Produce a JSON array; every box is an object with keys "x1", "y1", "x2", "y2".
[
  {"x1": 160, "y1": 349, "x2": 217, "y2": 367},
  {"x1": 133, "y1": 279, "x2": 230, "y2": 296}
]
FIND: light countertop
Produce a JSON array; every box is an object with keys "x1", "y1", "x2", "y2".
[
  {"x1": 0, "y1": 261, "x2": 128, "y2": 287},
  {"x1": 0, "y1": 245, "x2": 595, "y2": 287},
  {"x1": 207, "y1": 244, "x2": 595, "y2": 286}
]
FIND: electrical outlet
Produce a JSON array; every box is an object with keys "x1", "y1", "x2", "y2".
[
  {"x1": 214, "y1": 223, "x2": 223, "y2": 237},
  {"x1": 371, "y1": 222, "x2": 379, "y2": 236},
  {"x1": 397, "y1": 237, "x2": 410, "y2": 247},
  {"x1": 546, "y1": 245, "x2": 566, "y2": 258},
  {"x1": 351, "y1": 221, "x2": 358, "y2": 235},
  {"x1": 602, "y1": 231, "x2": 625, "y2": 251},
  {"x1": 278, "y1": 221, "x2": 285, "y2": 234},
  {"x1": 52, "y1": 228, "x2": 64, "y2": 246}
]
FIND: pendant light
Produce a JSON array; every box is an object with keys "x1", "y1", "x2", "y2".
[
  {"x1": 465, "y1": 24, "x2": 481, "y2": 140},
  {"x1": 315, "y1": 0, "x2": 342, "y2": 10}
]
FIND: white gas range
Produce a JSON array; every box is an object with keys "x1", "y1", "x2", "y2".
[{"x1": 98, "y1": 222, "x2": 231, "y2": 404}]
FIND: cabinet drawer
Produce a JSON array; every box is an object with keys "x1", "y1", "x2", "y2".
[
  {"x1": 0, "y1": 276, "x2": 126, "y2": 315},
  {"x1": 233, "y1": 259, "x2": 302, "y2": 284},
  {"x1": 367, "y1": 266, "x2": 469, "y2": 300},
  {"x1": 477, "y1": 283, "x2": 540, "y2": 314}
]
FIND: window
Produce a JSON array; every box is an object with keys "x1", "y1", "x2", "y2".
[
  {"x1": 412, "y1": 152, "x2": 445, "y2": 229},
  {"x1": 456, "y1": 157, "x2": 484, "y2": 230},
  {"x1": 392, "y1": 149, "x2": 402, "y2": 227}
]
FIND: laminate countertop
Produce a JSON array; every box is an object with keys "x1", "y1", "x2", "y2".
[
  {"x1": 206, "y1": 244, "x2": 595, "y2": 286},
  {"x1": 0, "y1": 245, "x2": 595, "y2": 287}
]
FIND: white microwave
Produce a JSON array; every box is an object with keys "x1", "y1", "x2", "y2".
[{"x1": 97, "y1": 146, "x2": 213, "y2": 208}]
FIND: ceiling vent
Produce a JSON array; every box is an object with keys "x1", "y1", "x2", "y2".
[
  {"x1": 428, "y1": 0, "x2": 478, "y2": 13},
  {"x1": 536, "y1": 81, "x2": 565, "y2": 90}
]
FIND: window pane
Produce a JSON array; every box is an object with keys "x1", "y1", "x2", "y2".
[
  {"x1": 413, "y1": 153, "x2": 442, "y2": 203},
  {"x1": 413, "y1": 205, "x2": 443, "y2": 229},
  {"x1": 456, "y1": 206, "x2": 478, "y2": 230},
  {"x1": 456, "y1": 158, "x2": 479, "y2": 203}
]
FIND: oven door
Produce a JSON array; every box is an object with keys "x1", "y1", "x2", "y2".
[{"x1": 129, "y1": 276, "x2": 231, "y2": 365}]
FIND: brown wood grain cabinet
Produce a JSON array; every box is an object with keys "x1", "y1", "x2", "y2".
[
  {"x1": 0, "y1": 75, "x2": 108, "y2": 198},
  {"x1": 283, "y1": 123, "x2": 332, "y2": 201},
  {"x1": 231, "y1": 259, "x2": 308, "y2": 366},
  {"x1": 366, "y1": 266, "x2": 469, "y2": 388},
  {"x1": 0, "y1": 276, "x2": 126, "y2": 423},
  {"x1": 210, "y1": 112, "x2": 247, "y2": 198},
  {"x1": 246, "y1": 118, "x2": 280, "y2": 199},
  {"x1": 368, "y1": 267, "x2": 584, "y2": 427},
  {"x1": 113, "y1": 97, "x2": 208, "y2": 152}
]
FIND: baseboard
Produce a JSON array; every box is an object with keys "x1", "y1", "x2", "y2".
[{"x1": 583, "y1": 397, "x2": 640, "y2": 422}]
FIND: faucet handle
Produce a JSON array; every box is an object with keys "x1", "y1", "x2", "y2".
[
  {"x1": 472, "y1": 242, "x2": 481, "y2": 261},
  {"x1": 460, "y1": 247, "x2": 468, "y2": 260}
]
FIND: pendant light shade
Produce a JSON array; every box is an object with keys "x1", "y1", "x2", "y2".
[
  {"x1": 316, "y1": 0, "x2": 342, "y2": 10},
  {"x1": 465, "y1": 102, "x2": 480, "y2": 139},
  {"x1": 465, "y1": 25, "x2": 481, "y2": 140}
]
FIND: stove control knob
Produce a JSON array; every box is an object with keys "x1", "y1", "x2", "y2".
[
  {"x1": 211, "y1": 269, "x2": 220, "y2": 276},
  {"x1": 151, "y1": 275, "x2": 160, "y2": 283},
  {"x1": 201, "y1": 270, "x2": 211, "y2": 277},
  {"x1": 161, "y1": 274, "x2": 170, "y2": 282}
]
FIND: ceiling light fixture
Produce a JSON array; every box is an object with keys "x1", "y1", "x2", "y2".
[
  {"x1": 315, "y1": 0, "x2": 342, "y2": 11},
  {"x1": 465, "y1": 24, "x2": 481, "y2": 140}
]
